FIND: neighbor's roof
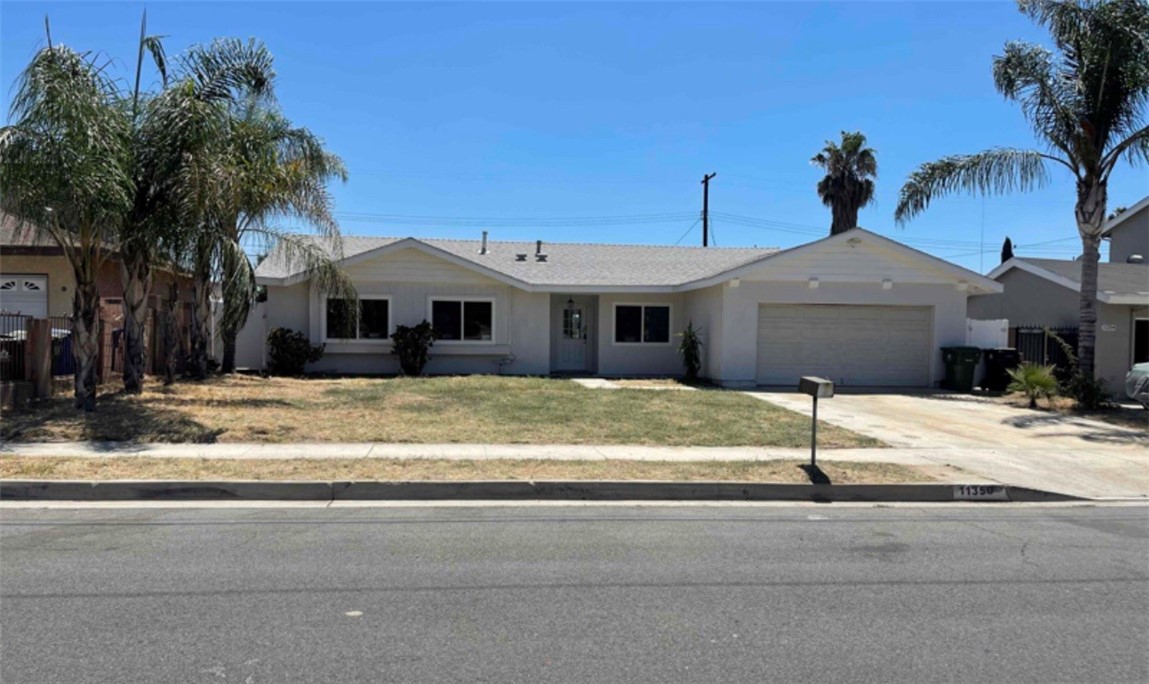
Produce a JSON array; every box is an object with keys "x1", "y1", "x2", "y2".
[
  {"x1": 988, "y1": 257, "x2": 1149, "y2": 304},
  {"x1": 1102, "y1": 195, "x2": 1149, "y2": 237},
  {"x1": 0, "y1": 213, "x2": 61, "y2": 249},
  {"x1": 256, "y1": 234, "x2": 779, "y2": 289}
]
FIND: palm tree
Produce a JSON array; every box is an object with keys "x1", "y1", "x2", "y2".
[
  {"x1": 119, "y1": 33, "x2": 276, "y2": 392},
  {"x1": 811, "y1": 131, "x2": 878, "y2": 235},
  {"x1": 206, "y1": 100, "x2": 353, "y2": 374},
  {"x1": 895, "y1": 0, "x2": 1148, "y2": 380},
  {"x1": 0, "y1": 37, "x2": 133, "y2": 411}
]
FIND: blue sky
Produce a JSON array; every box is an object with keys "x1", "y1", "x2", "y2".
[{"x1": 3, "y1": 1, "x2": 1145, "y2": 272}]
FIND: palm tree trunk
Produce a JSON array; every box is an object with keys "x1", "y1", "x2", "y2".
[
  {"x1": 189, "y1": 272, "x2": 212, "y2": 380},
  {"x1": 1074, "y1": 180, "x2": 1107, "y2": 379},
  {"x1": 71, "y1": 278, "x2": 100, "y2": 412},
  {"x1": 830, "y1": 203, "x2": 858, "y2": 235},
  {"x1": 221, "y1": 324, "x2": 238, "y2": 373},
  {"x1": 120, "y1": 253, "x2": 152, "y2": 393},
  {"x1": 162, "y1": 280, "x2": 180, "y2": 386}
]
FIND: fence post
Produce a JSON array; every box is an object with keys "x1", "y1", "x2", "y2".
[{"x1": 27, "y1": 318, "x2": 52, "y2": 399}]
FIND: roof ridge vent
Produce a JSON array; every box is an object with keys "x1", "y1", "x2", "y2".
[
  {"x1": 536, "y1": 253, "x2": 548, "y2": 262},
  {"x1": 515, "y1": 253, "x2": 528, "y2": 262}
]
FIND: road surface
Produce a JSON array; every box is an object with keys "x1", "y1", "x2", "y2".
[{"x1": 2, "y1": 504, "x2": 1147, "y2": 683}]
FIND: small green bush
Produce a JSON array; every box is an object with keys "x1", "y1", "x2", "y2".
[
  {"x1": 392, "y1": 320, "x2": 435, "y2": 376},
  {"x1": 1046, "y1": 329, "x2": 1111, "y2": 410},
  {"x1": 1007, "y1": 363, "x2": 1059, "y2": 409},
  {"x1": 266, "y1": 327, "x2": 324, "y2": 376},
  {"x1": 677, "y1": 320, "x2": 703, "y2": 383}
]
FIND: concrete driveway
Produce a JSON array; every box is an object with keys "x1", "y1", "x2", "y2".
[{"x1": 748, "y1": 390, "x2": 1149, "y2": 499}]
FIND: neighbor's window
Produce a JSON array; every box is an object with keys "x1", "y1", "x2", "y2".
[
  {"x1": 431, "y1": 299, "x2": 493, "y2": 342},
  {"x1": 325, "y1": 297, "x2": 390, "y2": 341},
  {"x1": 614, "y1": 304, "x2": 670, "y2": 344}
]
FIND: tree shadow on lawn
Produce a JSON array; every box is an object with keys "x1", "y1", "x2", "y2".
[{"x1": 1, "y1": 391, "x2": 224, "y2": 443}]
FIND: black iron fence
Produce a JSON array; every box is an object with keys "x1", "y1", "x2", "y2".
[
  {"x1": 1014, "y1": 326, "x2": 1079, "y2": 380},
  {"x1": 0, "y1": 312, "x2": 32, "y2": 382}
]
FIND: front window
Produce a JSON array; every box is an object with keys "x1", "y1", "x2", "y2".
[
  {"x1": 432, "y1": 299, "x2": 494, "y2": 342},
  {"x1": 325, "y1": 297, "x2": 390, "y2": 341},
  {"x1": 614, "y1": 304, "x2": 670, "y2": 344}
]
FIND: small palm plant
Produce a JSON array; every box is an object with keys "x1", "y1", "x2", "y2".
[
  {"x1": 1007, "y1": 363, "x2": 1060, "y2": 409},
  {"x1": 677, "y1": 321, "x2": 703, "y2": 383}
]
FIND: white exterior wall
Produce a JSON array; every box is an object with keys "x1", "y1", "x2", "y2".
[
  {"x1": 683, "y1": 284, "x2": 724, "y2": 379},
  {"x1": 595, "y1": 292, "x2": 688, "y2": 377},
  {"x1": 264, "y1": 247, "x2": 550, "y2": 375}
]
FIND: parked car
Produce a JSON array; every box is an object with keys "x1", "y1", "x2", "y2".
[{"x1": 1126, "y1": 363, "x2": 1149, "y2": 409}]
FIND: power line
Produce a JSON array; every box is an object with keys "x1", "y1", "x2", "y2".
[{"x1": 674, "y1": 219, "x2": 701, "y2": 246}]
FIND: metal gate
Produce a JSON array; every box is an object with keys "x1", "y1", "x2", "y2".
[{"x1": 1014, "y1": 326, "x2": 1078, "y2": 380}]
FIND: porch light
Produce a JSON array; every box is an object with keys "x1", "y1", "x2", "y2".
[
  {"x1": 566, "y1": 297, "x2": 575, "y2": 309},
  {"x1": 882, "y1": 279, "x2": 893, "y2": 290},
  {"x1": 808, "y1": 277, "x2": 819, "y2": 289}
]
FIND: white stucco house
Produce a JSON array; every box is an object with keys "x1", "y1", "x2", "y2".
[{"x1": 253, "y1": 228, "x2": 1000, "y2": 387}]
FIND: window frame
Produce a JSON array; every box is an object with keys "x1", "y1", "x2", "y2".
[
  {"x1": 611, "y1": 302, "x2": 673, "y2": 346},
  {"x1": 427, "y1": 296, "x2": 497, "y2": 345},
  {"x1": 322, "y1": 294, "x2": 393, "y2": 343}
]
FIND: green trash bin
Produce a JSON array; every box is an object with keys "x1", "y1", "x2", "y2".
[{"x1": 941, "y1": 346, "x2": 981, "y2": 392}]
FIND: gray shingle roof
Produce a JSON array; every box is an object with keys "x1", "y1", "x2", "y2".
[
  {"x1": 1022, "y1": 258, "x2": 1149, "y2": 297},
  {"x1": 256, "y1": 235, "x2": 779, "y2": 288}
]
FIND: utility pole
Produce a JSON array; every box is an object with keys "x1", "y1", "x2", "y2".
[{"x1": 701, "y1": 173, "x2": 716, "y2": 247}]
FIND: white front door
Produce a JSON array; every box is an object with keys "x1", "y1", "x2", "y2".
[{"x1": 556, "y1": 303, "x2": 589, "y2": 372}]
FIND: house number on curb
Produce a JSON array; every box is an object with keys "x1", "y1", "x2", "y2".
[{"x1": 953, "y1": 485, "x2": 1008, "y2": 501}]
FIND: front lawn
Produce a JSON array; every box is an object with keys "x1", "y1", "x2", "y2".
[{"x1": 0, "y1": 375, "x2": 880, "y2": 447}]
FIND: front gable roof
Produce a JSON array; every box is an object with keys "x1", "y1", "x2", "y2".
[
  {"x1": 987, "y1": 257, "x2": 1149, "y2": 305},
  {"x1": 256, "y1": 228, "x2": 999, "y2": 294}
]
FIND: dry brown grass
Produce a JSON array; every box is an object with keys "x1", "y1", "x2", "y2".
[
  {"x1": 610, "y1": 378, "x2": 696, "y2": 389},
  {"x1": 0, "y1": 456, "x2": 930, "y2": 483},
  {"x1": 0, "y1": 375, "x2": 880, "y2": 447}
]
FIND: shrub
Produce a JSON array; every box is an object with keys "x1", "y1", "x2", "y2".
[
  {"x1": 677, "y1": 320, "x2": 703, "y2": 383},
  {"x1": 1007, "y1": 363, "x2": 1059, "y2": 409},
  {"x1": 392, "y1": 320, "x2": 435, "y2": 376},
  {"x1": 266, "y1": 327, "x2": 324, "y2": 376},
  {"x1": 1047, "y1": 329, "x2": 1112, "y2": 410}
]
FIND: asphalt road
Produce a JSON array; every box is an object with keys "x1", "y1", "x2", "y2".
[{"x1": 2, "y1": 504, "x2": 1147, "y2": 683}]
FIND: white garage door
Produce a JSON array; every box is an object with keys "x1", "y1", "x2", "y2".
[
  {"x1": 756, "y1": 304, "x2": 932, "y2": 387},
  {"x1": 0, "y1": 275, "x2": 48, "y2": 318}
]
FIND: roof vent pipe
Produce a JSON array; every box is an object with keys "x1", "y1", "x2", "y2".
[
  {"x1": 480, "y1": 231, "x2": 488, "y2": 255},
  {"x1": 1128, "y1": 254, "x2": 1144, "y2": 264},
  {"x1": 537, "y1": 240, "x2": 544, "y2": 255}
]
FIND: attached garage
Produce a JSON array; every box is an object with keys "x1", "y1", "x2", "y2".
[
  {"x1": 756, "y1": 304, "x2": 932, "y2": 387},
  {"x1": 0, "y1": 275, "x2": 48, "y2": 318}
]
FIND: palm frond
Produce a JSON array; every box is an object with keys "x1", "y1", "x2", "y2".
[{"x1": 894, "y1": 148, "x2": 1049, "y2": 224}]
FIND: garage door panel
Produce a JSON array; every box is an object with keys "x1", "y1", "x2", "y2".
[{"x1": 756, "y1": 304, "x2": 931, "y2": 387}]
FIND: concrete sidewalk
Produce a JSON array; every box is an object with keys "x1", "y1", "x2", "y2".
[{"x1": 2, "y1": 440, "x2": 1147, "y2": 499}]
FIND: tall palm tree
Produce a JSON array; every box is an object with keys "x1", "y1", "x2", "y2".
[
  {"x1": 0, "y1": 37, "x2": 133, "y2": 411},
  {"x1": 895, "y1": 0, "x2": 1148, "y2": 380},
  {"x1": 811, "y1": 131, "x2": 878, "y2": 235},
  {"x1": 206, "y1": 100, "x2": 353, "y2": 374},
  {"x1": 119, "y1": 34, "x2": 276, "y2": 392}
]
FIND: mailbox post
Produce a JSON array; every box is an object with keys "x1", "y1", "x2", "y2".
[{"x1": 798, "y1": 376, "x2": 834, "y2": 467}]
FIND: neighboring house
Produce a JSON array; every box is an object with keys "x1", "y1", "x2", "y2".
[
  {"x1": 968, "y1": 196, "x2": 1149, "y2": 390},
  {"x1": 254, "y1": 228, "x2": 1000, "y2": 387},
  {"x1": 0, "y1": 213, "x2": 199, "y2": 376},
  {"x1": 0, "y1": 213, "x2": 194, "y2": 318}
]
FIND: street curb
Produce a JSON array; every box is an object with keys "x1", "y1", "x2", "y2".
[{"x1": 0, "y1": 480, "x2": 1082, "y2": 503}]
